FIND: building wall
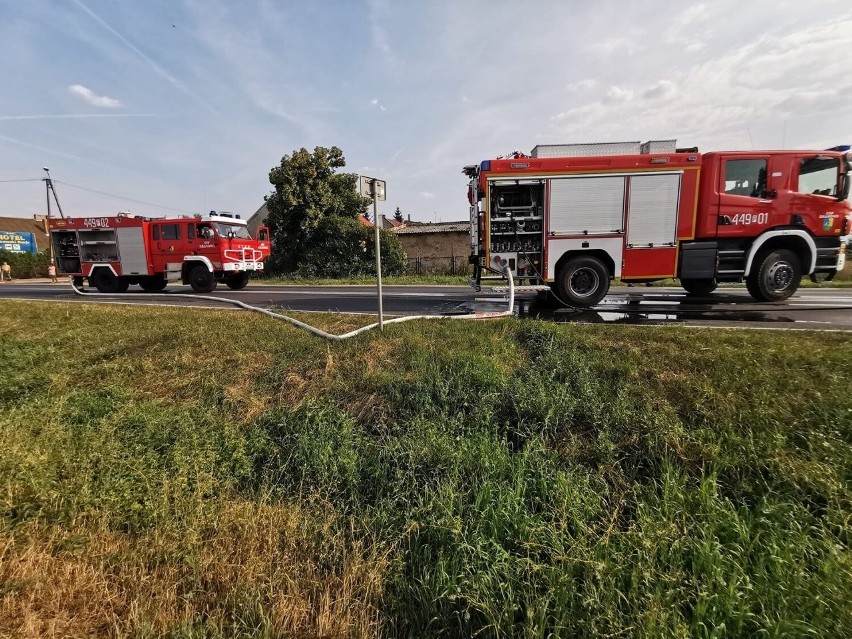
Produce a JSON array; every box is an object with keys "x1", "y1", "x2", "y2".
[
  {"x1": 395, "y1": 230, "x2": 471, "y2": 274},
  {"x1": 396, "y1": 231, "x2": 469, "y2": 260}
]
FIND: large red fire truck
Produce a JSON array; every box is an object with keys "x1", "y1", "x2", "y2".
[
  {"x1": 48, "y1": 211, "x2": 271, "y2": 293},
  {"x1": 465, "y1": 141, "x2": 851, "y2": 305}
]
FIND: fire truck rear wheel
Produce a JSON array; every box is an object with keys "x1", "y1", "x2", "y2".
[
  {"x1": 556, "y1": 256, "x2": 610, "y2": 307},
  {"x1": 225, "y1": 272, "x2": 250, "y2": 290},
  {"x1": 188, "y1": 265, "x2": 217, "y2": 293},
  {"x1": 681, "y1": 278, "x2": 718, "y2": 296},
  {"x1": 91, "y1": 268, "x2": 122, "y2": 294},
  {"x1": 746, "y1": 248, "x2": 801, "y2": 302}
]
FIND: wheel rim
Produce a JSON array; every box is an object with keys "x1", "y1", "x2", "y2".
[
  {"x1": 766, "y1": 260, "x2": 794, "y2": 291},
  {"x1": 569, "y1": 267, "x2": 599, "y2": 298},
  {"x1": 191, "y1": 270, "x2": 210, "y2": 289}
]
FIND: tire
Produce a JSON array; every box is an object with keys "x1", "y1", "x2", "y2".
[
  {"x1": 225, "y1": 271, "x2": 250, "y2": 290},
  {"x1": 556, "y1": 256, "x2": 610, "y2": 307},
  {"x1": 681, "y1": 278, "x2": 718, "y2": 296},
  {"x1": 746, "y1": 249, "x2": 801, "y2": 302},
  {"x1": 188, "y1": 265, "x2": 216, "y2": 293},
  {"x1": 139, "y1": 275, "x2": 168, "y2": 292},
  {"x1": 90, "y1": 268, "x2": 121, "y2": 293}
]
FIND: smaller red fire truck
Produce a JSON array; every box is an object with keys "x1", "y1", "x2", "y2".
[
  {"x1": 465, "y1": 141, "x2": 851, "y2": 305},
  {"x1": 48, "y1": 211, "x2": 271, "y2": 293}
]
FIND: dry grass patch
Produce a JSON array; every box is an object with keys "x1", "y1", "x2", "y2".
[{"x1": 1, "y1": 500, "x2": 389, "y2": 638}]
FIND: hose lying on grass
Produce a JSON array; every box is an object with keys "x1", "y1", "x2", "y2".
[{"x1": 69, "y1": 268, "x2": 515, "y2": 341}]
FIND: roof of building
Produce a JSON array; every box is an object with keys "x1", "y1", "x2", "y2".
[
  {"x1": 391, "y1": 222, "x2": 469, "y2": 235},
  {"x1": 0, "y1": 215, "x2": 49, "y2": 236},
  {"x1": 247, "y1": 202, "x2": 268, "y2": 225}
]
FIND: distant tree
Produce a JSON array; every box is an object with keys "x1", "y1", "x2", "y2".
[
  {"x1": 265, "y1": 146, "x2": 370, "y2": 274},
  {"x1": 264, "y1": 146, "x2": 406, "y2": 277},
  {"x1": 393, "y1": 206, "x2": 404, "y2": 223}
]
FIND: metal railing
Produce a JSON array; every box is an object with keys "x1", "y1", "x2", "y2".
[{"x1": 407, "y1": 256, "x2": 471, "y2": 276}]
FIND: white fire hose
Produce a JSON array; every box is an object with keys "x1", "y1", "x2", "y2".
[{"x1": 69, "y1": 268, "x2": 515, "y2": 341}]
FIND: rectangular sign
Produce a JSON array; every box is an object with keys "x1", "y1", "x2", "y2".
[
  {"x1": 0, "y1": 230, "x2": 37, "y2": 254},
  {"x1": 358, "y1": 175, "x2": 387, "y2": 201}
]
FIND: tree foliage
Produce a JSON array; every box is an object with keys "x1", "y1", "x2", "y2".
[
  {"x1": 298, "y1": 216, "x2": 407, "y2": 278},
  {"x1": 393, "y1": 207, "x2": 404, "y2": 223},
  {"x1": 0, "y1": 249, "x2": 51, "y2": 278},
  {"x1": 265, "y1": 146, "x2": 382, "y2": 274}
]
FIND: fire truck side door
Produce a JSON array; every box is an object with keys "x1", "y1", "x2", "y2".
[
  {"x1": 149, "y1": 223, "x2": 181, "y2": 268},
  {"x1": 716, "y1": 156, "x2": 774, "y2": 239}
]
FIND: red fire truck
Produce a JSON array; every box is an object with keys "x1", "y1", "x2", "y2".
[
  {"x1": 48, "y1": 211, "x2": 271, "y2": 293},
  {"x1": 465, "y1": 141, "x2": 851, "y2": 305}
]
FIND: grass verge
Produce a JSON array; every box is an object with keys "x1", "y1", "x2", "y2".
[{"x1": 1, "y1": 301, "x2": 850, "y2": 638}]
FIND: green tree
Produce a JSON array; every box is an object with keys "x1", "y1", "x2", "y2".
[
  {"x1": 299, "y1": 216, "x2": 406, "y2": 277},
  {"x1": 393, "y1": 207, "x2": 404, "y2": 223},
  {"x1": 265, "y1": 146, "x2": 370, "y2": 274},
  {"x1": 264, "y1": 146, "x2": 407, "y2": 277}
]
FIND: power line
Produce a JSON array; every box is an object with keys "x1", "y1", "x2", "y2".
[
  {"x1": 54, "y1": 180, "x2": 195, "y2": 215},
  {"x1": 0, "y1": 178, "x2": 43, "y2": 183}
]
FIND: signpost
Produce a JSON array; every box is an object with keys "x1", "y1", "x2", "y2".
[
  {"x1": 0, "y1": 231, "x2": 37, "y2": 254},
  {"x1": 359, "y1": 175, "x2": 387, "y2": 330}
]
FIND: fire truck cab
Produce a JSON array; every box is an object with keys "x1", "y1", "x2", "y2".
[{"x1": 466, "y1": 141, "x2": 851, "y2": 306}]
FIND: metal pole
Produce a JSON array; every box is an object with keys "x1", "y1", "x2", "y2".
[
  {"x1": 44, "y1": 177, "x2": 51, "y2": 219},
  {"x1": 373, "y1": 195, "x2": 383, "y2": 331}
]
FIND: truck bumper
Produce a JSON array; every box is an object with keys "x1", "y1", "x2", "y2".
[{"x1": 223, "y1": 261, "x2": 264, "y2": 272}]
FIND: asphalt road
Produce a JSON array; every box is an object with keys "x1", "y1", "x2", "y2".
[{"x1": 1, "y1": 280, "x2": 851, "y2": 331}]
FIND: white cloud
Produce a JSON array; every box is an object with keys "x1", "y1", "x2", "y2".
[
  {"x1": 420, "y1": 191, "x2": 436, "y2": 199},
  {"x1": 68, "y1": 84, "x2": 122, "y2": 107},
  {"x1": 566, "y1": 79, "x2": 597, "y2": 92},
  {"x1": 642, "y1": 80, "x2": 677, "y2": 100},
  {"x1": 370, "y1": 98, "x2": 386, "y2": 112},
  {"x1": 605, "y1": 85, "x2": 634, "y2": 103}
]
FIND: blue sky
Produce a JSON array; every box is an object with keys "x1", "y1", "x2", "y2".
[{"x1": 1, "y1": 0, "x2": 851, "y2": 223}]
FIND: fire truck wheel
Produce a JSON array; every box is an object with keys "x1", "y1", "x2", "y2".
[
  {"x1": 680, "y1": 278, "x2": 718, "y2": 296},
  {"x1": 188, "y1": 265, "x2": 217, "y2": 293},
  {"x1": 746, "y1": 249, "x2": 801, "y2": 302},
  {"x1": 225, "y1": 272, "x2": 250, "y2": 290},
  {"x1": 90, "y1": 268, "x2": 122, "y2": 294},
  {"x1": 556, "y1": 256, "x2": 610, "y2": 307},
  {"x1": 139, "y1": 275, "x2": 168, "y2": 292}
]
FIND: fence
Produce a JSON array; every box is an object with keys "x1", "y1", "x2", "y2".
[{"x1": 407, "y1": 255, "x2": 471, "y2": 276}]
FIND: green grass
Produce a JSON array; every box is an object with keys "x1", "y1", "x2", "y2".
[{"x1": 1, "y1": 302, "x2": 850, "y2": 638}]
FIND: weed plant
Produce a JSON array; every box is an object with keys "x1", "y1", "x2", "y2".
[{"x1": 0, "y1": 301, "x2": 850, "y2": 638}]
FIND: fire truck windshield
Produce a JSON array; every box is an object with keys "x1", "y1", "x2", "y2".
[{"x1": 213, "y1": 223, "x2": 252, "y2": 239}]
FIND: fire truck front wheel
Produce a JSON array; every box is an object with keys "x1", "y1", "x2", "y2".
[
  {"x1": 556, "y1": 256, "x2": 610, "y2": 307},
  {"x1": 225, "y1": 272, "x2": 250, "y2": 290},
  {"x1": 188, "y1": 265, "x2": 217, "y2": 293},
  {"x1": 90, "y1": 268, "x2": 128, "y2": 294},
  {"x1": 746, "y1": 248, "x2": 801, "y2": 302}
]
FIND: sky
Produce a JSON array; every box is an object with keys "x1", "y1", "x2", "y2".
[{"x1": 0, "y1": 0, "x2": 851, "y2": 224}]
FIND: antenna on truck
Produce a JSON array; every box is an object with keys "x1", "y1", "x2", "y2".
[{"x1": 43, "y1": 168, "x2": 65, "y2": 220}]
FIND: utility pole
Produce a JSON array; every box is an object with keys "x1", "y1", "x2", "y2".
[{"x1": 43, "y1": 168, "x2": 65, "y2": 220}]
